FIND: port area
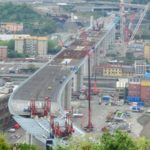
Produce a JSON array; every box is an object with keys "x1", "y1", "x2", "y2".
[{"x1": 72, "y1": 95, "x2": 147, "y2": 138}]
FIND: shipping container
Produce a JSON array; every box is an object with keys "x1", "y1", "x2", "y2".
[
  {"x1": 141, "y1": 86, "x2": 150, "y2": 101},
  {"x1": 127, "y1": 96, "x2": 141, "y2": 102},
  {"x1": 137, "y1": 101, "x2": 144, "y2": 107},
  {"x1": 128, "y1": 91, "x2": 140, "y2": 97},
  {"x1": 128, "y1": 83, "x2": 141, "y2": 90},
  {"x1": 141, "y1": 81, "x2": 150, "y2": 87},
  {"x1": 141, "y1": 100, "x2": 150, "y2": 106}
]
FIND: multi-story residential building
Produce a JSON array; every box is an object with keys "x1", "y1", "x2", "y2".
[
  {"x1": 0, "y1": 46, "x2": 7, "y2": 60},
  {"x1": 0, "y1": 23, "x2": 23, "y2": 33},
  {"x1": 144, "y1": 43, "x2": 150, "y2": 60},
  {"x1": 122, "y1": 66, "x2": 134, "y2": 77},
  {"x1": 15, "y1": 36, "x2": 48, "y2": 56},
  {"x1": 134, "y1": 60, "x2": 150, "y2": 76}
]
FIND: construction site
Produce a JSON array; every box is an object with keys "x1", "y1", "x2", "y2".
[{"x1": 3, "y1": 0, "x2": 150, "y2": 149}]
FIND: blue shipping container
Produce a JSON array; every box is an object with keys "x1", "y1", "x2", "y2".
[
  {"x1": 102, "y1": 96, "x2": 111, "y2": 101},
  {"x1": 127, "y1": 96, "x2": 141, "y2": 102},
  {"x1": 137, "y1": 101, "x2": 144, "y2": 107}
]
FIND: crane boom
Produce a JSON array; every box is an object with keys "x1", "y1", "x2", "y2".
[{"x1": 129, "y1": 3, "x2": 150, "y2": 42}]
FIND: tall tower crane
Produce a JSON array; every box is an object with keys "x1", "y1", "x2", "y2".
[
  {"x1": 129, "y1": 3, "x2": 150, "y2": 43},
  {"x1": 120, "y1": 0, "x2": 150, "y2": 54}
]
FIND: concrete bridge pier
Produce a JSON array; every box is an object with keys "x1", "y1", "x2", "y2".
[
  {"x1": 64, "y1": 80, "x2": 72, "y2": 110},
  {"x1": 26, "y1": 132, "x2": 33, "y2": 144},
  {"x1": 76, "y1": 67, "x2": 84, "y2": 90},
  {"x1": 72, "y1": 74, "x2": 77, "y2": 92},
  {"x1": 83, "y1": 58, "x2": 88, "y2": 76}
]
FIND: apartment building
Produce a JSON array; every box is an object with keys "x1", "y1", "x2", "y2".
[
  {"x1": 15, "y1": 36, "x2": 48, "y2": 56},
  {"x1": 134, "y1": 60, "x2": 150, "y2": 76},
  {"x1": 0, "y1": 23, "x2": 23, "y2": 33},
  {"x1": 0, "y1": 46, "x2": 7, "y2": 60},
  {"x1": 144, "y1": 43, "x2": 150, "y2": 60}
]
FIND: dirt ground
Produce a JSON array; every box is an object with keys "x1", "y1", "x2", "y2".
[
  {"x1": 138, "y1": 114, "x2": 150, "y2": 138},
  {"x1": 72, "y1": 96, "x2": 148, "y2": 138}
]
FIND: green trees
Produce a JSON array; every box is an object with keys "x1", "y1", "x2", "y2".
[
  {"x1": 10, "y1": 143, "x2": 41, "y2": 150},
  {"x1": 0, "y1": 39, "x2": 29, "y2": 58},
  {"x1": 100, "y1": 131, "x2": 137, "y2": 150},
  {"x1": 48, "y1": 40, "x2": 61, "y2": 54},
  {"x1": 56, "y1": 131, "x2": 150, "y2": 150},
  {"x1": 0, "y1": 134, "x2": 10, "y2": 150},
  {"x1": 124, "y1": 52, "x2": 135, "y2": 65},
  {"x1": 0, "y1": 133, "x2": 41, "y2": 150}
]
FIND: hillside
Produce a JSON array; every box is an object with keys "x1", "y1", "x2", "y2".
[{"x1": 0, "y1": 2, "x2": 56, "y2": 35}]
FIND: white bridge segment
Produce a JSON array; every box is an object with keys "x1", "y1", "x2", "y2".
[{"x1": 8, "y1": 18, "x2": 116, "y2": 143}]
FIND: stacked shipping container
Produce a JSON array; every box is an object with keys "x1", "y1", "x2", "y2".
[
  {"x1": 128, "y1": 83, "x2": 141, "y2": 97},
  {"x1": 127, "y1": 82, "x2": 144, "y2": 106},
  {"x1": 140, "y1": 80, "x2": 150, "y2": 104}
]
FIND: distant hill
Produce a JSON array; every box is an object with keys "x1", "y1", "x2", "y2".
[{"x1": 0, "y1": 2, "x2": 56, "y2": 35}]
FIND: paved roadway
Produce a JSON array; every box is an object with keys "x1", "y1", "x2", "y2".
[{"x1": 13, "y1": 65, "x2": 70, "y2": 101}]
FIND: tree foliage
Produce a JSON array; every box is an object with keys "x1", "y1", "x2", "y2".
[
  {"x1": 48, "y1": 40, "x2": 61, "y2": 54},
  {"x1": 0, "y1": 134, "x2": 10, "y2": 150},
  {"x1": 0, "y1": 133, "x2": 41, "y2": 150},
  {"x1": 124, "y1": 52, "x2": 135, "y2": 65},
  {"x1": 10, "y1": 143, "x2": 41, "y2": 150},
  {"x1": 0, "y1": 39, "x2": 29, "y2": 58},
  {"x1": 100, "y1": 131, "x2": 137, "y2": 150},
  {"x1": 56, "y1": 131, "x2": 150, "y2": 150}
]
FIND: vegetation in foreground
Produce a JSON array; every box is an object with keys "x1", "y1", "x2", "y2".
[
  {"x1": 56, "y1": 131, "x2": 150, "y2": 150},
  {"x1": 0, "y1": 131, "x2": 150, "y2": 150}
]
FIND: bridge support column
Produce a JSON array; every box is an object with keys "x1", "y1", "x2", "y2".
[
  {"x1": 61, "y1": 90, "x2": 65, "y2": 109},
  {"x1": 76, "y1": 67, "x2": 83, "y2": 90},
  {"x1": 72, "y1": 75, "x2": 77, "y2": 92},
  {"x1": 64, "y1": 80, "x2": 72, "y2": 110},
  {"x1": 26, "y1": 132, "x2": 32, "y2": 144},
  {"x1": 83, "y1": 58, "x2": 88, "y2": 76}
]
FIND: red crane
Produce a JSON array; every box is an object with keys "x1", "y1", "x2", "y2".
[
  {"x1": 50, "y1": 112, "x2": 74, "y2": 138},
  {"x1": 30, "y1": 97, "x2": 51, "y2": 117},
  {"x1": 80, "y1": 29, "x2": 94, "y2": 131}
]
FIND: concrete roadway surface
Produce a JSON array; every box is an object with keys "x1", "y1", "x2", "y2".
[{"x1": 13, "y1": 65, "x2": 70, "y2": 101}]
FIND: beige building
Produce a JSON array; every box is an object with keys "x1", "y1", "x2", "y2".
[
  {"x1": 15, "y1": 36, "x2": 48, "y2": 56},
  {"x1": 101, "y1": 64, "x2": 134, "y2": 77},
  {"x1": 103, "y1": 65, "x2": 123, "y2": 77},
  {"x1": 0, "y1": 46, "x2": 7, "y2": 60},
  {"x1": 0, "y1": 23, "x2": 23, "y2": 33},
  {"x1": 144, "y1": 43, "x2": 150, "y2": 60}
]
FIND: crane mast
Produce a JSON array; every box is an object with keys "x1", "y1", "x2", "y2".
[{"x1": 129, "y1": 3, "x2": 150, "y2": 43}]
